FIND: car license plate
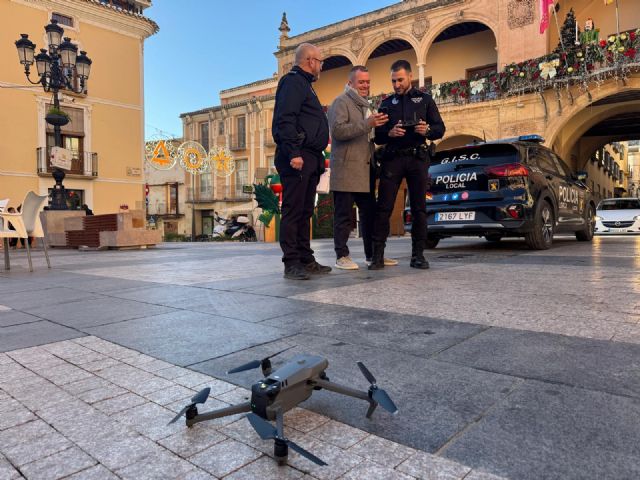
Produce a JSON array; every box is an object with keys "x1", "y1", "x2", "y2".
[
  {"x1": 435, "y1": 212, "x2": 475, "y2": 222},
  {"x1": 611, "y1": 228, "x2": 627, "y2": 233}
]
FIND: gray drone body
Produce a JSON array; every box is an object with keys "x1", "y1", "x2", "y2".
[{"x1": 169, "y1": 349, "x2": 397, "y2": 466}]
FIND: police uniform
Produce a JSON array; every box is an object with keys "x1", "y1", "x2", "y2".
[
  {"x1": 272, "y1": 66, "x2": 330, "y2": 278},
  {"x1": 370, "y1": 87, "x2": 445, "y2": 269}
]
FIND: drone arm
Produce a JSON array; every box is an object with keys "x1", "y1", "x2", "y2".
[
  {"x1": 186, "y1": 401, "x2": 252, "y2": 427},
  {"x1": 313, "y1": 379, "x2": 371, "y2": 402}
]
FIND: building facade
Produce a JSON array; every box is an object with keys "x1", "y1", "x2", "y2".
[
  {"x1": 0, "y1": 0, "x2": 157, "y2": 213},
  {"x1": 180, "y1": 76, "x2": 278, "y2": 237},
  {"x1": 180, "y1": 0, "x2": 639, "y2": 237}
]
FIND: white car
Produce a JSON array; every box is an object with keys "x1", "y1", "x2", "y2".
[{"x1": 594, "y1": 198, "x2": 640, "y2": 235}]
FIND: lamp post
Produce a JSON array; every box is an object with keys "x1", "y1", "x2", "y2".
[{"x1": 15, "y1": 19, "x2": 92, "y2": 210}]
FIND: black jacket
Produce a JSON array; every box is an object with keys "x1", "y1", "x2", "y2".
[
  {"x1": 374, "y1": 88, "x2": 445, "y2": 149},
  {"x1": 272, "y1": 66, "x2": 329, "y2": 163}
]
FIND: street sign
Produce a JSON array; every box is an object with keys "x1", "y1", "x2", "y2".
[{"x1": 50, "y1": 146, "x2": 72, "y2": 170}]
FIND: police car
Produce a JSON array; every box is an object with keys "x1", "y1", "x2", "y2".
[{"x1": 405, "y1": 135, "x2": 596, "y2": 250}]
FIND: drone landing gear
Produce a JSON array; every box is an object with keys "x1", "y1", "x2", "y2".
[{"x1": 274, "y1": 438, "x2": 288, "y2": 466}]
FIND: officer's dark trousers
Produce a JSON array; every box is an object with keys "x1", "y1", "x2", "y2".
[
  {"x1": 278, "y1": 153, "x2": 320, "y2": 268},
  {"x1": 333, "y1": 189, "x2": 375, "y2": 260},
  {"x1": 372, "y1": 154, "x2": 428, "y2": 244}
]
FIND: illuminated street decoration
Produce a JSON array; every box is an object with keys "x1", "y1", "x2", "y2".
[
  {"x1": 178, "y1": 141, "x2": 209, "y2": 174},
  {"x1": 209, "y1": 146, "x2": 236, "y2": 178},
  {"x1": 145, "y1": 138, "x2": 235, "y2": 177},
  {"x1": 145, "y1": 134, "x2": 177, "y2": 170}
]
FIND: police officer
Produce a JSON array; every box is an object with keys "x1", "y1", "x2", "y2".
[
  {"x1": 369, "y1": 59, "x2": 445, "y2": 270},
  {"x1": 272, "y1": 43, "x2": 331, "y2": 280}
]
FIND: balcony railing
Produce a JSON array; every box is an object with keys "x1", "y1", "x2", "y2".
[
  {"x1": 36, "y1": 147, "x2": 98, "y2": 177},
  {"x1": 146, "y1": 202, "x2": 182, "y2": 217},
  {"x1": 187, "y1": 186, "x2": 252, "y2": 202},
  {"x1": 229, "y1": 134, "x2": 247, "y2": 151},
  {"x1": 370, "y1": 31, "x2": 640, "y2": 108}
]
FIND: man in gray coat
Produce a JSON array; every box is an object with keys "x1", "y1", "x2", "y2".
[{"x1": 327, "y1": 66, "x2": 396, "y2": 270}]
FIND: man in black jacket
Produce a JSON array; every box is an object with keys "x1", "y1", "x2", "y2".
[
  {"x1": 369, "y1": 59, "x2": 445, "y2": 270},
  {"x1": 272, "y1": 43, "x2": 331, "y2": 280}
]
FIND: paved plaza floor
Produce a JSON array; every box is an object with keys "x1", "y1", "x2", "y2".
[{"x1": 1, "y1": 235, "x2": 639, "y2": 479}]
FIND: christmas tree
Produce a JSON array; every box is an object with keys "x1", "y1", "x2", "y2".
[{"x1": 554, "y1": 8, "x2": 579, "y2": 53}]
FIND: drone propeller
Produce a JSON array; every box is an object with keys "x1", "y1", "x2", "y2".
[
  {"x1": 356, "y1": 362, "x2": 398, "y2": 415},
  {"x1": 227, "y1": 345, "x2": 295, "y2": 375},
  {"x1": 246, "y1": 413, "x2": 327, "y2": 466},
  {"x1": 168, "y1": 387, "x2": 210, "y2": 425}
]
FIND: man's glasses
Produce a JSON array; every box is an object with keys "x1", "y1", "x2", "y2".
[{"x1": 309, "y1": 57, "x2": 324, "y2": 66}]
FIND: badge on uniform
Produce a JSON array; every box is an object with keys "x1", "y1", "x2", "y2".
[
  {"x1": 488, "y1": 180, "x2": 499, "y2": 192},
  {"x1": 392, "y1": 98, "x2": 399, "y2": 105},
  {"x1": 411, "y1": 97, "x2": 423, "y2": 104}
]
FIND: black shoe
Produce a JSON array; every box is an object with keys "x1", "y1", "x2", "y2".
[
  {"x1": 284, "y1": 264, "x2": 311, "y2": 280},
  {"x1": 410, "y1": 255, "x2": 430, "y2": 269},
  {"x1": 303, "y1": 260, "x2": 331, "y2": 274},
  {"x1": 368, "y1": 243, "x2": 385, "y2": 270}
]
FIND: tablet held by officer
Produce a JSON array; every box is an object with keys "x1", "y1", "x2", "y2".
[{"x1": 369, "y1": 59, "x2": 445, "y2": 270}]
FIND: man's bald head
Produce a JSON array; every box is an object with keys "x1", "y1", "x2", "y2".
[{"x1": 294, "y1": 43, "x2": 323, "y2": 79}]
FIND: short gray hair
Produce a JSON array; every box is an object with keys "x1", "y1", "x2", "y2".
[
  {"x1": 294, "y1": 43, "x2": 317, "y2": 65},
  {"x1": 348, "y1": 65, "x2": 368, "y2": 81}
]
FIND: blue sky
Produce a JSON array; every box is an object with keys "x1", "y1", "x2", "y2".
[{"x1": 143, "y1": 1, "x2": 394, "y2": 139}]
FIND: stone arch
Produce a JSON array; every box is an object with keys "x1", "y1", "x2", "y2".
[
  {"x1": 420, "y1": 14, "x2": 499, "y2": 64},
  {"x1": 357, "y1": 30, "x2": 420, "y2": 66},
  {"x1": 321, "y1": 47, "x2": 358, "y2": 67},
  {"x1": 314, "y1": 54, "x2": 354, "y2": 105}
]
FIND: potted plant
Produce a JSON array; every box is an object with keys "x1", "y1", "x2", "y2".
[{"x1": 45, "y1": 106, "x2": 70, "y2": 127}]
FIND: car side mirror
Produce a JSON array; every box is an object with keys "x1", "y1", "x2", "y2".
[{"x1": 575, "y1": 171, "x2": 588, "y2": 181}]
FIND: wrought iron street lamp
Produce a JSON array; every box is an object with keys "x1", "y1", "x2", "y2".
[{"x1": 15, "y1": 19, "x2": 92, "y2": 209}]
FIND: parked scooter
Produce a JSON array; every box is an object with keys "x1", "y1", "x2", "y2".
[{"x1": 213, "y1": 213, "x2": 257, "y2": 241}]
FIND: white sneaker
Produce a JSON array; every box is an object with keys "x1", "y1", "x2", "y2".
[
  {"x1": 365, "y1": 258, "x2": 372, "y2": 267},
  {"x1": 335, "y1": 256, "x2": 359, "y2": 270},
  {"x1": 384, "y1": 257, "x2": 398, "y2": 266}
]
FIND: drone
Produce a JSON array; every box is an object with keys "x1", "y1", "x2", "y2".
[{"x1": 169, "y1": 346, "x2": 398, "y2": 466}]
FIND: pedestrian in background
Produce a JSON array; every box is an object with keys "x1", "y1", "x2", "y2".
[
  {"x1": 370, "y1": 60, "x2": 445, "y2": 270},
  {"x1": 272, "y1": 42, "x2": 331, "y2": 280},
  {"x1": 327, "y1": 65, "x2": 398, "y2": 270}
]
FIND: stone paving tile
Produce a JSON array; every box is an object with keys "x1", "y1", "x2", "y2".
[
  {"x1": 189, "y1": 438, "x2": 262, "y2": 478},
  {"x1": 284, "y1": 408, "x2": 332, "y2": 433},
  {"x1": 65, "y1": 464, "x2": 120, "y2": 480},
  {"x1": 129, "y1": 376, "x2": 177, "y2": 396},
  {"x1": 77, "y1": 384, "x2": 128, "y2": 404},
  {"x1": 286, "y1": 435, "x2": 364, "y2": 480},
  {"x1": 225, "y1": 455, "x2": 305, "y2": 480},
  {"x1": 347, "y1": 434, "x2": 417, "y2": 468},
  {"x1": 0, "y1": 420, "x2": 56, "y2": 450},
  {"x1": 154, "y1": 365, "x2": 194, "y2": 380},
  {"x1": 65, "y1": 351, "x2": 110, "y2": 366},
  {"x1": 0, "y1": 403, "x2": 36, "y2": 430},
  {"x1": 1, "y1": 431, "x2": 73, "y2": 467},
  {"x1": 221, "y1": 418, "x2": 286, "y2": 456},
  {"x1": 397, "y1": 451, "x2": 472, "y2": 480},
  {"x1": 19, "y1": 446, "x2": 97, "y2": 480},
  {"x1": 143, "y1": 384, "x2": 195, "y2": 406},
  {"x1": 0, "y1": 454, "x2": 20, "y2": 480},
  {"x1": 215, "y1": 387, "x2": 251, "y2": 405},
  {"x1": 173, "y1": 371, "x2": 216, "y2": 389},
  {"x1": 464, "y1": 470, "x2": 509, "y2": 480},
  {"x1": 306, "y1": 420, "x2": 369, "y2": 449},
  {"x1": 92, "y1": 392, "x2": 148, "y2": 416},
  {"x1": 115, "y1": 449, "x2": 197, "y2": 480},
  {"x1": 79, "y1": 357, "x2": 121, "y2": 373},
  {"x1": 136, "y1": 358, "x2": 176, "y2": 373},
  {"x1": 112, "y1": 402, "x2": 183, "y2": 440},
  {"x1": 62, "y1": 376, "x2": 113, "y2": 395},
  {"x1": 42, "y1": 340, "x2": 93, "y2": 359},
  {"x1": 40, "y1": 364, "x2": 94, "y2": 386},
  {"x1": 73, "y1": 430, "x2": 160, "y2": 471},
  {"x1": 158, "y1": 423, "x2": 228, "y2": 458},
  {"x1": 192, "y1": 378, "x2": 237, "y2": 397},
  {"x1": 339, "y1": 460, "x2": 416, "y2": 480}
]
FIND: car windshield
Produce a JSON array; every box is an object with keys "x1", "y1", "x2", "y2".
[{"x1": 597, "y1": 199, "x2": 640, "y2": 210}]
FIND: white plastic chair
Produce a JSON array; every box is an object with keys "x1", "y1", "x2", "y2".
[{"x1": 0, "y1": 192, "x2": 51, "y2": 272}]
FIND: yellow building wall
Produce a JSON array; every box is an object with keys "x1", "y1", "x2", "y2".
[{"x1": 0, "y1": 0, "x2": 148, "y2": 215}]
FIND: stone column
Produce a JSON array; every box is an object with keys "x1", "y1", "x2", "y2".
[{"x1": 417, "y1": 63, "x2": 426, "y2": 89}]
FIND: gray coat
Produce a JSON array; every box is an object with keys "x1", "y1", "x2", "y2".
[{"x1": 327, "y1": 90, "x2": 375, "y2": 193}]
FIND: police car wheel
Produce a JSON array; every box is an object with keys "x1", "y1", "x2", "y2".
[
  {"x1": 484, "y1": 234, "x2": 503, "y2": 242},
  {"x1": 575, "y1": 204, "x2": 595, "y2": 242},
  {"x1": 525, "y1": 200, "x2": 554, "y2": 250}
]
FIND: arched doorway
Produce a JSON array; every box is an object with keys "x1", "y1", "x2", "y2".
[
  {"x1": 314, "y1": 55, "x2": 353, "y2": 106},
  {"x1": 364, "y1": 39, "x2": 418, "y2": 96},
  {"x1": 549, "y1": 90, "x2": 640, "y2": 202},
  {"x1": 425, "y1": 22, "x2": 498, "y2": 86}
]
